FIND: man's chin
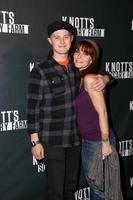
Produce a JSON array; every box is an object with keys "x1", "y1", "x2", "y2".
[{"x1": 59, "y1": 51, "x2": 69, "y2": 55}]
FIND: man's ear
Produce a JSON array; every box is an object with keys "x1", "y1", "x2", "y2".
[
  {"x1": 48, "y1": 37, "x2": 52, "y2": 45},
  {"x1": 71, "y1": 35, "x2": 74, "y2": 42}
]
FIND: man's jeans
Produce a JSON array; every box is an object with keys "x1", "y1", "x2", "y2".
[{"x1": 45, "y1": 144, "x2": 81, "y2": 200}]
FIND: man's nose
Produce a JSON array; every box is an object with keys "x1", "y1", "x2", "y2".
[{"x1": 60, "y1": 38, "x2": 65, "y2": 43}]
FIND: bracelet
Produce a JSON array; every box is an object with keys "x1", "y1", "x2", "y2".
[
  {"x1": 31, "y1": 140, "x2": 41, "y2": 147},
  {"x1": 102, "y1": 139, "x2": 109, "y2": 144}
]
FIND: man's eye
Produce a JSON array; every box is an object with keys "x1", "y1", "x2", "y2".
[{"x1": 53, "y1": 35, "x2": 59, "y2": 39}]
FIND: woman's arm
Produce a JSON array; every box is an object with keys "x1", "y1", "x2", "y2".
[{"x1": 84, "y1": 75, "x2": 112, "y2": 157}]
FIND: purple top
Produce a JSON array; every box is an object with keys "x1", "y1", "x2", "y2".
[{"x1": 76, "y1": 86, "x2": 114, "y2": 141}]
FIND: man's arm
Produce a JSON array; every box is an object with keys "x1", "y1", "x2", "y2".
[
  {"x1": 88, "y1": 73, "x2": 114, "y2": 91},
  {"x1": 27, "y1": 66, "x2": 45, "y2": 160}
]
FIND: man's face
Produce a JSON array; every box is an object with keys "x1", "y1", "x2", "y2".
[{"x1": 48, "y1": 29, "x2": 73, "y2": 56}]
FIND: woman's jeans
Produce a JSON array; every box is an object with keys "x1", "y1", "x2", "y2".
[{"x1": 81, "y1": 137, "x2": 116, "y2": 199}]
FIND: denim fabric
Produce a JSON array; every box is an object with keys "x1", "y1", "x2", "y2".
[{"x1": 81, "y1": 137, "x2": 116, "y2": 199}]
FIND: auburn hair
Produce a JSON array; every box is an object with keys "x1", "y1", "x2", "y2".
[{"x1": 74, "y1": 40, "x2": 99, "y2": 77}]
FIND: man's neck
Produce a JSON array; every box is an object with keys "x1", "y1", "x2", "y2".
[{"x1": 53, "y1": 53, "x2": 68, "y2": 62}]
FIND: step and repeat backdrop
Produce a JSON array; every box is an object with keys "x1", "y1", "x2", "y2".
[{"x1": 0, "y1": 0, "x2": 132, "y2": 199}]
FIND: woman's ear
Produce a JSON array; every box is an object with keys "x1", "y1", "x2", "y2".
[{"x1": 89, "y1": 58, "x2": 92, "y2": 65}]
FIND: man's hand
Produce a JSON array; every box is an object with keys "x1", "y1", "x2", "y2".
[
  {"x1": 32, "y1": 143, "x2": 45, "y2": 160},
  {"x1": 31, "y1": 133, "x2": 45, "y2": 160},
  {"x1": 88, "y1": 74, "x2": 109, "y2": 91}
]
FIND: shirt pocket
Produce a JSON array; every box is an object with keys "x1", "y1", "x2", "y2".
[{"x1": 49, "y1": 76, "x2": 65, "y2": 95}]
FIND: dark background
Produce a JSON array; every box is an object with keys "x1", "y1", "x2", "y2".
[{"x1": 0, "y1": 0, "x2": 133, "y2": 199}]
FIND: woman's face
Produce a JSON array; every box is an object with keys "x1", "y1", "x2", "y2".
[{"x1": 73, "y1": 48, "x2": 92, "y2": 71}]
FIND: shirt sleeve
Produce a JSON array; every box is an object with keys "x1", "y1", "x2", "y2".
[{"x1": 27, "y1": 66, "x2": 44, "y2": 135}]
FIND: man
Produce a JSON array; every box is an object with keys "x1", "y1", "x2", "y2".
[{"x1": 27, "y1": 20, "x2": 110, "y2": 200}]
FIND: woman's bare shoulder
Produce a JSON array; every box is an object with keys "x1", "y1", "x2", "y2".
[{"x1": 84, "y1": 74, "x2": 97, "y2": 84}]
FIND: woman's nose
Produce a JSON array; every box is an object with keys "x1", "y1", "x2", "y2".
[{"x1": 77, "y1": 53, "x2": 81, "y2": 58}]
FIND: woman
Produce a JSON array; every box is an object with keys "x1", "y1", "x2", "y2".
[{"x1": 74, "y1": 40, "x2": 116, "y2": 200}]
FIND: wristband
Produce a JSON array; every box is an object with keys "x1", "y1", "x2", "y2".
[
  {"x1": 31, "y1": 140, "x2": 41, "y2": 147},
  {"x1": 102, "y1": 139, "x2": 109, "y2": 144}
]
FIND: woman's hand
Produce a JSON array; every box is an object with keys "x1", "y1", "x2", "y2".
[{"x1": 102, "y1": 142, "x2": 112, "y2": 159}]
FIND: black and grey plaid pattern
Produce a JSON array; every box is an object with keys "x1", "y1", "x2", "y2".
[{"x1": 27, "y1": 57, "x2": 81, "y2": 147}]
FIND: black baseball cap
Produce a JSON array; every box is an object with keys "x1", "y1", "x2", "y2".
[{"x1": 47, "y1": 20, "x2": 77, "y2": 37}]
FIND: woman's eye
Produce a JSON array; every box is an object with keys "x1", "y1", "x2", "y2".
[{"x1": 75, "y1": 49, "x2": 79, "y2": 53}]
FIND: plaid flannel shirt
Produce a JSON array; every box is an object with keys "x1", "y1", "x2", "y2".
[{"x1": 27, "y1": 56, "x2": 81, "y2": 147}]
